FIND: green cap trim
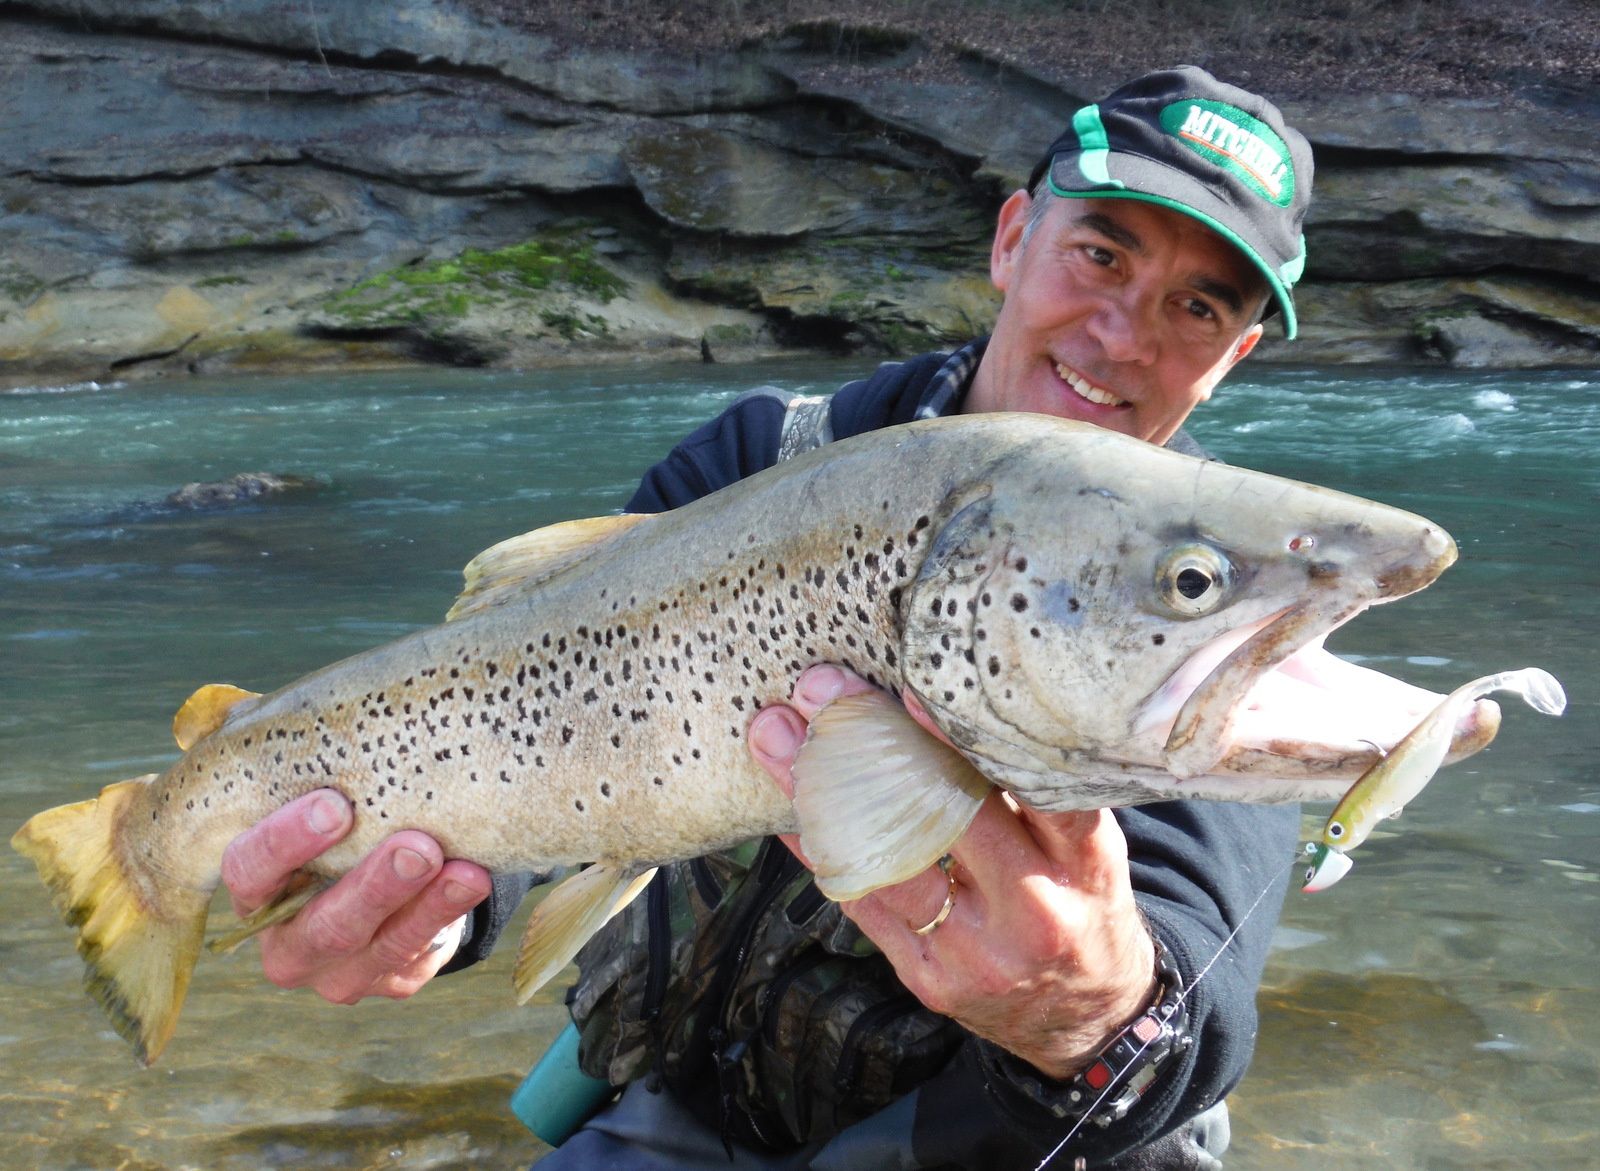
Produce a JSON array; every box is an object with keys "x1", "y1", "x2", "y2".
[
  {"x1": 1042, "y1": 186, "x2": 1300, "y2": 340},
  {"x1": 1279, "y1": 236, "x2": 1306, "y2": 287},
  {"x1": 1071, "y1": 105, "x2": 1124, "y2": 189}
]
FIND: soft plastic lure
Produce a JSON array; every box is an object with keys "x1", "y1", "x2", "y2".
[{"x1": 1302, "y1": 667, "x2": 1567, "y2": 892}]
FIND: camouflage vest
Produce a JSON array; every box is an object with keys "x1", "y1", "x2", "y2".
[{"x1": 567, "y1": 390, "x2": 963, "y2": 1149}]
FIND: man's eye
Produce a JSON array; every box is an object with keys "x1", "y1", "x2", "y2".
[
  {"x1": 1085, "y1": 246, "x2": 1115, "y2": 266},
  {"x1": 1183, "y1": 297, "x2": 1216, "y2": 320}
]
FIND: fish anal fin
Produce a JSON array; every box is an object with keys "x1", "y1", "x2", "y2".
[
  {"x1": 11, "y1": 776, "x2": 211, "y2": 1066},
  {"x1": 448, "y1": 514, "x2": 652, "y2": 622},
  {"x1": 173, "y1": 684, "x2": 261, "y2": 751},
  {"x1": 207, "y1": 874, "x2": 329, "y2": 954},
  {"x1": 513, "y1": 865, "x2": 657, "y2": 1003},
  {"x1": 792, "y1": 691, "x2": 990, "y2": 903}
]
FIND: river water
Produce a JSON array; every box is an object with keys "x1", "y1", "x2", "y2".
[{"x1": 1, "y1": 361, "x2": 1594, "y2": 1170}]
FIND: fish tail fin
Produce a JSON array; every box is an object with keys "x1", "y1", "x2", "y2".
[{"x1": 11, "y1": 775, "x2": 210, "y2": 1066}]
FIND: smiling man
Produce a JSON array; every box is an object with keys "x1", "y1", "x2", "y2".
[{"x1": 221, "y1": 67, "x2": 1315, "y2": 1170}]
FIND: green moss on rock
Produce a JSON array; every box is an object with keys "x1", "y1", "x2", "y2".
[{"x1": 319, "y1": 230, "x2": 628, "y2": 332}]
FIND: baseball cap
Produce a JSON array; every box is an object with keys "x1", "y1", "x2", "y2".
[{"x1": 1028, "y1": 66, "x2": 1313, "y2": 338}]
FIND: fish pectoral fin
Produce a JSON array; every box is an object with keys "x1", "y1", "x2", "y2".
[
  {"x1": 792, "y1": 691, "x2": 990, "y2": 903},
  {"x1": 448, "y1": 514, "x2": 653, "y2": 621},
  {"x1": 207, "y1": 874, "x2": 330, "y2": 954},
  {"x1": 172, "y1": 684, "x2": 262, "y2": 751},
  {"x1": 11, "y1": 775, "x2": 211, "y2": 1066},
  {"x1": 513, "y1": 864, "x2": 657, "y2": 1003}
]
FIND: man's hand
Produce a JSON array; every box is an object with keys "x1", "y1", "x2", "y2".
[
  {"x1": 749, "y1": 666, "x2": 1158, "y2": 1080},
  {"x1": 219, "y1": 789, "x2": 493, "y2": 1004}
]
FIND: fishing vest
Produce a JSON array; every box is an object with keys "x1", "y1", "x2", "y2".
[{"x1": 567, "y1": 387, "x2": 964, "y2": 1149}]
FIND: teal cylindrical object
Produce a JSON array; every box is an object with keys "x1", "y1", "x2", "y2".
[{"x1": 509, "y1": 1022, "x2": 615, "y2": 1147}]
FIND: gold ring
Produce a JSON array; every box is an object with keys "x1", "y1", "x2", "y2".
[{"x1": 912, "y1": 856, "x2": 958, "y2": 936}]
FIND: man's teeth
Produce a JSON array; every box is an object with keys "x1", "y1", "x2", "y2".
[{"x1": 1056, "y1": 364, "x2": 1128, "y2": 407}]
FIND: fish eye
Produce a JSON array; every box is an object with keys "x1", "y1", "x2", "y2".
[{"x1": 1156, "y1": 545, "x2": 1232, "y2": 617}]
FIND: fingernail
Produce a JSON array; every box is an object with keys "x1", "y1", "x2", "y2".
[
  {"x1": 751, "y1": 710, "x2": 802, "y2": 764},
  {"x1": 392, "y1": 847, "x2": 432, "y2": 881},
  {"x1": 306, "y1": 792, "x2": 347, "y2": 835},
  {"x1": 444, "y1": 880, "x2": 479, "y2": 906},
  {"x1": 797, "y1": 665, "x2": 846, "y2": 707}
]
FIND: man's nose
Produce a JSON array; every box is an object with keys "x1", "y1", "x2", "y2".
[{"x1": 1087, "y1": 291, "x2": 1159, "y2": 365}]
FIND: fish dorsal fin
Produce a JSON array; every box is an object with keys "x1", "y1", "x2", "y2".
[
  {"x1": 172, "y1": 684, "x2": 262, "y2": 751},
  {"x1": 447, "y1": 514, "x2": 652, "y2": 622},
  {"x1": 792, "y1": 691, "x2": 991, "y2": 902}
]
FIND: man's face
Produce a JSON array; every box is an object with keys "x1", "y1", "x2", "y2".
[{"x1": 964, "y1": 194, "x2": 1268, "y2": 445}]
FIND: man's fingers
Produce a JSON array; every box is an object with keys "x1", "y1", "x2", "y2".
[
  {"x1": 258, "y1": 831, "x2": 444, "y2": 987},
  {"x1": 1015, "y1": 806, "x2": 1129, "y2": 895},
  {"x1": 326, "y1": 861, "x2": 492, "y2": 1000},
  {"x1": 847, "y1": 859, "x2": 967, "y2": 943},
  {"x1": 364, "y1": 862, "x2": 487, "y2": 967},
  {"x1": 749, "y1": 706, "x2": 807, "y2": 800},
  {"x1": 787, "y1": 664, "x2": 876, "y2": 721},
  {"x1": 221, "y1": 789, "x2": 352, "y2": 915},
  {"x1": 748, "y1": 664, "x2": 878, "y2": 803}
]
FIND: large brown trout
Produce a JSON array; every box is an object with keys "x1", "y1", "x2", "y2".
[{"x1": 13, "y1": 414, "x2": 1499, "y2": 1064}]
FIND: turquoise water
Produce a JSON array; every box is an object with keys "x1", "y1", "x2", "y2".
[{"x1": 1, "y1": 362, "x2": 1594, "y2": 1169}]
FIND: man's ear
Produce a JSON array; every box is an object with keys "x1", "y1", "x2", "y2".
[
  {"x1": 990, "y1": 190, "x2": 1033, "y2": 294},
  {"x1": 1229, "y1": 323, "x2": 1265, "y2": 367}
]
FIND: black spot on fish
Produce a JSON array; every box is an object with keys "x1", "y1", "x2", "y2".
[{"x1": 1152, "y1": 633, "x2": 1166, "y2": 645}]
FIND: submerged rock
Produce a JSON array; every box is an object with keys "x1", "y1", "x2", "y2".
[{"x1": 165, "y1": 472, "x2": 324, "y2": 510}]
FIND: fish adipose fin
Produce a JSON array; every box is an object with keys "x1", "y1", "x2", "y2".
[
  {"x1": 172, "y1": 684, "x2": 261, "y2": 751},
  {"x1": 792, "y1": 691, "x2": 990, "y2": 902},
  {"x1": 10, "y1": 776, "x2": 211, "y2": 1066},
  {"x1": 513, "y1": 864, "x2": 658, "y2": 1003},
  {"x1": 448, "y1": 514, "x2": 652, "y2": 621}
]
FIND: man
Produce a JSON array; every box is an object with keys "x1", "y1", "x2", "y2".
[{"x1": 221, "y1": 67, "x2": 1314, "y2": 1168}]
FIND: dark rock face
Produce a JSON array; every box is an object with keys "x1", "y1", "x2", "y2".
[{"x1": 1, "y1": 0, "x2": 1595, "y2": 384}]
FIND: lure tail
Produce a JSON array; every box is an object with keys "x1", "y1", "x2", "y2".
[{"x1": 11, "y1": 776, "x2": 211, "y2": 1066}]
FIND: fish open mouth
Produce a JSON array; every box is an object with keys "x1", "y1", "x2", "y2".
[{"x1": 1144, "y1": 601, "x2": 1501, "y2": 789}]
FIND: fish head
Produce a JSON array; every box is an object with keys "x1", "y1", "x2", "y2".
[{"x1": 898, "y1": 416, "x2": 1495, "y2": 810}]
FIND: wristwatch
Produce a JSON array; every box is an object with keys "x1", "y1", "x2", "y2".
[{"x1": 1061, "y1": 935, "x2": 1193, "y2": 1128}]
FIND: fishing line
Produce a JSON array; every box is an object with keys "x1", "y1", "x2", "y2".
[{"x1": 1032, "y1": 849, "x2": 1300, "y2": 1171}]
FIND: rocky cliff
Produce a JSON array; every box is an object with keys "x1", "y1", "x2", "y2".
[{"x1": 4, "y1": 0, "x2": 1596, "y2": 388}]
